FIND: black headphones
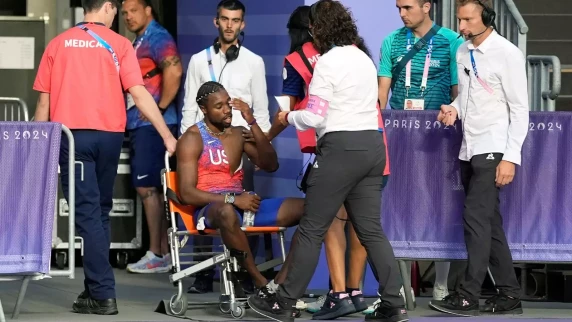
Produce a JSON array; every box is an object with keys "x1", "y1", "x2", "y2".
[{"x1": 476, "y1": 0, "x2": 496, "y2": 27}]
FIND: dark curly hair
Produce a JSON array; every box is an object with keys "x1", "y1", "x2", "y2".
[
  {"x1": 196, "y1": 81, "x2": 226, "y2": 108},
  {"x1": 309, "y1": 0, "x2": 371, "y2": 58}
]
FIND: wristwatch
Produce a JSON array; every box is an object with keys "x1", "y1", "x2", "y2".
[{"x1": 224, "y1": 193, "x2": 235, "y2": 204}]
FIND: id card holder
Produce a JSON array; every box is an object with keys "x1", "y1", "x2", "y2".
[
  {"x1": 126, "y1": 93, "x2": 136, "y2": 110},
  {"x1": 404, "y1": 99, "x2": 425, "y2": 110}
]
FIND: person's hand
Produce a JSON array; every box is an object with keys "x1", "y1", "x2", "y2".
[
  {"x1": 496, "y1": 160, "x2": 515, "y2": 187},
  {"x1": 438, "y1": 105, "x2": 457, "y2": 126},
  {"x1": 230, "y1": 98, "x2": 254, "y2": 124},
  {"x1": 278, "y1": 111, "x2": 289, "y2": 126},
  {"x1": 242, "y1": 128, "x2": 255, "y2": 142},
  {"x1": 164, "y1": 136, "x2": 177, "y2": 156},
  {"x1": 233, "y1": 192, "x2": 261, "y2": 212}
]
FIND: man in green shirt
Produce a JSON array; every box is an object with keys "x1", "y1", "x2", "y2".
[
  {"x1": 378, "y1": 0, "x2": 463, "y2": 111},
  {"x1": 376, "y1": 0, "x2": 463, "y2": 305}
]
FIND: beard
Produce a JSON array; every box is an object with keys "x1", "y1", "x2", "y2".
[{"x1": 218, "y1": 27, "x2": 239, "y2": 44}]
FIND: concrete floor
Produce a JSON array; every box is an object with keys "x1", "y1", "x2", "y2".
[{"x1": 2, "y1": 269, "x2": 572, "y2": 321}]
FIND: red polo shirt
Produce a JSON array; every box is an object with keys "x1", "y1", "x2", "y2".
[{"x1": 33, "y1": 23, "x2": 144, "y2": 132}]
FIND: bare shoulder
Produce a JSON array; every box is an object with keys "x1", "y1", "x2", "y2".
[{"x1": 178, "y1": 126, "x2": 203, "y2": 153}]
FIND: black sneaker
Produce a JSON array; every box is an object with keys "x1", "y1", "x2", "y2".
[
  {"x1": 481, "y1": 293, "x2": 523, "y2": 315},
  {"x1": 248, "y1": 292, "x2": 297, "y2": 322},
  {"x1": 72, "y1": 297, "x2": 118, "y2": 315},
  {"x1": 312, "y1": 293, "x2": 356, "y2": 320},
  {"x1": 428, "y1": 292, "x2": 479, "y2": 317},
  {"x1": 349, "y1": 290, "x2": 368, "y2": 313},
  {"x1": 365, "y1": 300, "x2": 408, "y2": 321},
  {"x1": 187, "y1": 275, "x2": 213, "y2": 294}
]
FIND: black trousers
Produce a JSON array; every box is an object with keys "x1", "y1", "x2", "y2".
[
  {"x1": 277, "y1": 130, "x2": 403, "y2": 307},
  {"x1": 458, "y1": 153, "x2": 520, "y2": 300}
]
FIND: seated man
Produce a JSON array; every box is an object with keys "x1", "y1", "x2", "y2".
[{"x1": 176, "y1": 81, "x2": 304, "y2": 295}]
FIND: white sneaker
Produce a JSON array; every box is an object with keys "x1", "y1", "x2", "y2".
[
  {"x1": 305, "y1": 295, "x2": 326, "y2": 313},
  {"x1": 363, "y1": 287, "x2": 416, "y2": 314},
  {"x1": 126, "y1": 251, "x2": 170, "y2": 274},
  {"x1": 296, "y1": 299, "x2": 307, "y2": 310},
  {"x1": 432, "y1": 284, "x2": 449, "y2": 300}
]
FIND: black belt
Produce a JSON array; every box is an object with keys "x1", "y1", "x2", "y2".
[{"x1": 143, "y1": 67, "x2": 161, "y2": 79}]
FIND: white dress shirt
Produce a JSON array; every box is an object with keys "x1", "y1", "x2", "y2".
[
  {"x1": 180, "y1": 45, "x2": 271, "y2": 134},
  {"x1": 451, "y1": 30, "x2": 529, "y2": 165},
  {"x1": 287, "y1": 45, "x2": 378, "y2": 139}
]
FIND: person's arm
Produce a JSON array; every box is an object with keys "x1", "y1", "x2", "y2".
[
  {"x1": 378, "y1": 35, "x2": 394, "y2": 108},
  {"x1": 268, "y1": 61, "x2": 305, "y2": 140},
  {"x1": 32, "y1": 42, "x2": 53, "y2": 121},
  {"x1": 286, "y1": 60, "x2": 333, "y2": 130},
  {"x1": 250, "y1": 56, "x2": 271, "y2": 133},
  {"x1": 151, "y1": 35, "x2": 183, "y2": 111},
  {"x1": 180, "y1": 56, "x2": 200, "y2": 134},
  {"x1": 449, "y1": 34, "x2": 464, "y2": 101},
  {"x1": 500, "y1": 49, "x2": 529, "y2": 166},
  {"x1": 35, "y1": 93, "x2": 50, "y2": 121},
  {"x1": 177, "y1": 131, "x2": 226, "y2": 206},
  {"x1": 232, "y1": 99, "x2": 278, "y2": 172}
]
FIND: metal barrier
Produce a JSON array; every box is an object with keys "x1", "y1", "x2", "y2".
[
  {"x1": 0, "y1": 105, "x2": 76, "y2": 321},
  {"x1": 527, "y1": 55, "x2": 562, "y2": 112},
  {"x1": 435, "y1": 0, "x2": 529, "y2": 55},
  {"x1": 0, "y1": 97, "x2": 29, "y2": 122}
]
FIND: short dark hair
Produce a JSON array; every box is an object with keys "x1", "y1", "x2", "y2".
[
  {"x1": 418, "y1": 0, "x2": 432, "y2": 5},
  {"x1": 82, "y1": 0, "x2": 120, "y2": 12},
  {"x1": 196, "y1": 81, "x2": 226, "y2": 108},
  {"x1": 136, "y1": 0, "x2": 157, "y2": 20},
  {"x1": 216, "y1": 0, "x2": 246, "y2": 18},
  {"x1": 287, "y1": 6, "x2": 312, "y2": 54}
]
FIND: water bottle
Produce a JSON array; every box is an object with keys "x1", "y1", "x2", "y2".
[{"x1": 242, "y1": 191, "x2": 257, "y2": 227}]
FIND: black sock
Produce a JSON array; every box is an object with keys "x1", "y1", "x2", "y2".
[
  {"x1": 153, "y1": 252, "x2": 163, "y2": 258},
  {"x1": 332, "y1": 291, "x2": 348, "y2": 299}
]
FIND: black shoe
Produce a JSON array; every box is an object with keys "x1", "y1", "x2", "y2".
[
  {"x1": 248, "y1": 292, "x2": 297, "y2": 322},
  {"x1": 365, "y1": 300, "x2": 408, "y2": 321},
  {"x1": 187, "y1": 275, "x2": 214, "y2": 294},
  {"x1": 350, "y1": 290, "x2": 368, "y2": 313},
  {"x1": 481, "y1": 293, "x2": 523, "y2": 315},
  {"x1": 77, "y1": 290, "x2": 89, "y2": 300},
  {"x1": 428, "y1": 292, "x2": 479, "y2": 317},
  {"x1": 312, "y1": 293, "x2": 356, "y2": 320},
  {"x1": 72, "y1": 297, "x2": 118, "y2": 315}
]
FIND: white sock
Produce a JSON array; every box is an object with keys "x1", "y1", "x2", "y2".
[
  {"x1": 268, "y1": 279, "x2": 279, "y2": 292},
  {"x1": 434, "y1": 262, "x2": 451, "y2": 288}
]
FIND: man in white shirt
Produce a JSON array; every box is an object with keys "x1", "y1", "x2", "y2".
[
  {"x1": 429, "y1": 0, "x2": 527, "y2": 317},
  {"x1": 180, "y1": 0, "x2": 271, "y2": 295},
  {"x1": 180, "y1": 1, "x2": 270, "y2": 135}
]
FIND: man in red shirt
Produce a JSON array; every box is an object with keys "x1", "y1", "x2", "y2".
[{"x1": 33, "y1": 0, "x2": 177, "y2": 315}]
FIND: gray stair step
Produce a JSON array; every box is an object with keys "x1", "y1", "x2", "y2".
[
  {"x1": 524, "y1": 15, "x2": 572, "y2": 40},
  {"x1": 556, "y1": 96, "x2": 572, "y2": 112},
  {"x1": 514, "y1": 0, "x2": 572, "y2": 15},
  {"x1": 527, "y1": 41, "x2": 572, "y2": 65},
  {"x1": 559, "y1": 71, "x2": 572, "y2": 96}
]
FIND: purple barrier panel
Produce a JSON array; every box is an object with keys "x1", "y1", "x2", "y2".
[
  {"x1": 380, "y1": 110, "x2": 572, "y2": 262},
  {"x1": 0, "y1": 122, "x2": 61, "y2": 274}
]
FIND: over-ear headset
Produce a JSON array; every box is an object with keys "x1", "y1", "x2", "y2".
[
  {"x1": 475, "y1": 0, "x2": 496, "y2": 28},
  {"x1": 213, "y1": 18, "x2": 245, "y2": 62}
]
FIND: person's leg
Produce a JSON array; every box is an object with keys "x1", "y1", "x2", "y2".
[
  {"x1": 429, "y1": 155, "x2": 498, "y2": 316},
  {"x1": 202, "y1": 202, "x2": 268, "y2": 288},
  {"x1": 127, "y1": 126, "x2": 170, "y2": 274},
  {"x1": 433, "y1": 262, "x2": 451, "y2": 300},
  {"x1": 346, "y1": 222, "x2": 367, "y2": 290},
  {"x1": 242, "y1": 153, "x2": 259, "y2": 292},
  {"x1": 482, "y1": 173, "x2": 522, "y2": 314},
  {"x1": 248, "y1": 132, "x2": 371, "y2": 321},
  {"x1": 61, "y1": 131, "x2": 117, "y2": 315}
]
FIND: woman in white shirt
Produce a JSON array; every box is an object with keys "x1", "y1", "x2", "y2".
[{"x1": 247, "y1": 1, "x2": 408, "y2": 321}]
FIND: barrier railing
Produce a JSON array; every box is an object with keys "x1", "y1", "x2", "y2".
[
  {"x1": 0, "y1": 97, "x2": 29, "y2": 122},
  {"x1": 0, "y1": 112, "x2": 76, "y2": 321},
  {"x1": 527, "y1": 55, "x2": 562, "y2": 111}
]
